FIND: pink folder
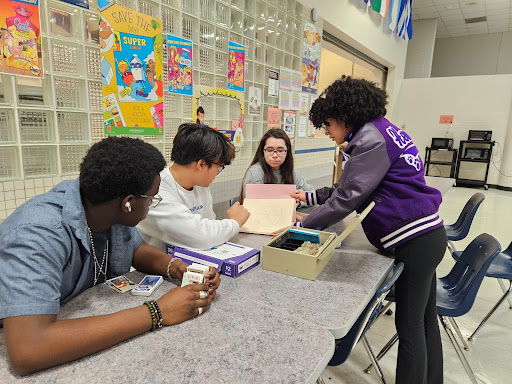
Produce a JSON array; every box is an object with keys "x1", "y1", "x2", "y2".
[{"x1": 245, "y1": 184, "x2": 297, "y2": 221}]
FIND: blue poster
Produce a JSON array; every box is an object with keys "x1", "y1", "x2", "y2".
[
  {"x1": 58, "y1": 0, "x2": 89, "y2": 9},
  {"x1": 114, "y1": 32, "x2": 160, "y2": 102}
]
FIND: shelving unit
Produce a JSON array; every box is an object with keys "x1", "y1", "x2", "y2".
[
  {"x1": 455, "y1": 140, "x2": 494, "y2": 189},
  {"x1": 424, "y1": 147, "x2": 458, "y2": 178}
]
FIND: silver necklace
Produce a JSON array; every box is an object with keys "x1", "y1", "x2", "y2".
[{"x1": 87, "y1": 227, "x2": 109, "y2": 285}]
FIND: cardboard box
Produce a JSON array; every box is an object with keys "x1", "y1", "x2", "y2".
[
  {"x1": 261, "y1": 202, "x2": 375, "y2": 280},
  {"x1": 166, "y1": 242, "x2": 260, "y2": 278}
]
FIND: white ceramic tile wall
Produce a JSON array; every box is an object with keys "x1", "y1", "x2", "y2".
[{"x1": 0, "y1": 0, "x2": 333, "y2": 222}]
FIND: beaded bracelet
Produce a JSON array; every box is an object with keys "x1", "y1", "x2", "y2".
[
  {"x1": 166, "y1": 257, "x2": 180, "y2": 280},
  {"x1": 144, "y1": 301, "x2": 158, "y2": 331},
  {"x1": 150, "y1": 300, "x2": 163, "y2": 329}
]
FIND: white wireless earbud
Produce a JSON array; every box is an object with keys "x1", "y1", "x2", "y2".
[{"x1": 125, "y1": 202, "x2": 132, "y2": 212}]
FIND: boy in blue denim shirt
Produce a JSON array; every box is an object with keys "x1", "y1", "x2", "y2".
[{"x1": 0, "y1": 137, "x2": 220, "y2": 375}]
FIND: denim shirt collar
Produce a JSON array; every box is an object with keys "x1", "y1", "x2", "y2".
[{"x1": 58, "y1": 178, "x2": 91, "y2": 254}]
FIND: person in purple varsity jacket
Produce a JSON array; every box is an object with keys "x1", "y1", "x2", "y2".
[{"x1": 291, "y1": 76, "x2": 447, "y2": 384}]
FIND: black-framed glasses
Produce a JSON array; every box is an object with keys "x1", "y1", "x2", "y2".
[
  {"x1": 264, "y1": 148, "x2": 287, "y2": 155},
  {"x1": 139, "y1": 193, "x2": 162, "y2": 208},
  {"x1": 213, "y1": 162, "x2": 225, "y2": 174}
]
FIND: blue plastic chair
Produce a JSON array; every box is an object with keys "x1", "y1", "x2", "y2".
[
  {"x1": 327, "y1": 262, "x2": 404, "y2": 384},
  {"x1": 450, "y1": 240, "x2": 512, "y2": 341},
  {"x1": 445, "y1": 192, "x2": 485, "y2": 253},
  {"x1": 229, "y1": 197, "x2": 239, "y2": 206},
  {"x1": 366, "y1": 233, "x2": 502, "y2": 384}
]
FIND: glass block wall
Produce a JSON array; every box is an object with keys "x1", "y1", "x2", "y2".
[{"x1": 0, "y1": 0, "x2": 335, "y2": 221}]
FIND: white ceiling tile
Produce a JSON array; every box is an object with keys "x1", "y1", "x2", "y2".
[
  {"x1": 486, "y1": 8, "x2": 509, "y2": 16},
  {"x1": 451, "y1": 31, "x2": 470, "y2": 36},
  {"x1": 443, "y1": 18, "x2": 466, "y2": 25},
  {"x1": 438, "y1": 9, "x2": 463, "y2": 16},
  {"x1": 461, "y1": 0, "x2": 485, "y2": 6},
  {"x1": 433, "y1": 0, "x2": 459, "y2": 5},
  {"x1": 416, "y1": 11, "x2": 441, "y2": 18},
  {"x1": 414, "y1": 5, "x2": 437, "y2": 12},
  {"x1": 441, "y1": 14, "x2": 465, "y2": 21},
  {"x1": 412, "y1": 15, "x2": 420, "y2": 20},
  {"x1": 488, "y1": 26, "x2": 510, "y2": 32},
  {"x1": 462, "y1": 5, "x2": 486, "y2": 14},
  {"x1": 447, "y1": 25, "x2": 468, "y2": 31},
  {"x1": 487, "y1": 21, "x2": 510, "y2": 27},
  {"x1": 414, "y1": 0, "x2": 436, "y2": 6},
  {"x1": 487, "y1": 14, "x2": 510, "y2": 21}
]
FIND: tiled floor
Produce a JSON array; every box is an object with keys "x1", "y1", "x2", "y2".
[{"x1": 320, "y1": 186, "x2": 512, "y2": 384}]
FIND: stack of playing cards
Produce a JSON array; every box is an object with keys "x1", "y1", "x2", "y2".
[
  {"x1": 131, "y1": 275, "x2": 164, "y2": 296},
  {"x1": 181, "y1": 263, "x2": 209, "y2": 287},
  {"x1": 105, "y1": 275, "x2": 138, "y2": 293}
]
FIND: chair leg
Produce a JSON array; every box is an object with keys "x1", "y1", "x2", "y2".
[
  {"x1": 439, "y1": 315, "x2": 478, "y2": 384},
  {"x1": 448, "y1": 317, "x2": 469, "y2": 351},
  {"x1": 361, "y1": 335, "x2": 387, "y2": 384},
  {"x1": 468, "y1": 279, "x2": 512, "y2": 340},
  {"x1": 364, "y1": 332, "x2": 398, "y2": 374},
  {"x1": 497, "y1": 279, "x2": 512, "y2": 309},
  {"x1": 447, "y1": 240, "x2": 457, "y2": 255}
]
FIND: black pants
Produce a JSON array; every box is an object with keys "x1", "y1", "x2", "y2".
[{"x1": 394, "y1": 226, "x2": 447, "y2": 384}]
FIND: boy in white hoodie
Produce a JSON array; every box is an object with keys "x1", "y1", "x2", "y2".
[{"x1": 138, "y1": 123, "x2": 250, "y2": 251}]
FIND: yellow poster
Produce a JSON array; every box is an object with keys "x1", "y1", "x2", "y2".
[{"x1": 99, "y1": 0, "x2": 163, "y2": 135}]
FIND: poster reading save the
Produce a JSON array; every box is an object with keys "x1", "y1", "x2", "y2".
[
  {"x1": 0, "y1": 0, "x2": 43, "y2": 78},
  {"x1": 99, "y1": 0, "x2": 163, "y2": 135}
]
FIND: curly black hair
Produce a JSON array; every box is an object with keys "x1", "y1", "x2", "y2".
[
  {"x1": 309, "y1": 76, "x2": 388, "y2": 131},
  {"x1": 80, "y1": 137, "x2": 166, "y2": 205},
  {"x1": 171, "y1": 123, "x2": 235, "y2": 166}
]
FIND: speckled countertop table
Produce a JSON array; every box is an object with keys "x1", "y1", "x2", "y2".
[
  {"x1": 0, "y1": 270, "x2": 335, "y2": 384},
  {"x1": 0, "y1": 215, "x2": 393, "y2": 384}
]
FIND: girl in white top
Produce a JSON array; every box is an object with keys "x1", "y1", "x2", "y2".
[{"x1": 240, "y1": 128, "x2": 314, "y2": 203}]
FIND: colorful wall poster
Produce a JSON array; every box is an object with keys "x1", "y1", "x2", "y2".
[
  {"x1": 0, "y1": 0, "x2": 43, "y2": 78},
  {"x1": 58, "y1": 0, "x2": 89, "y2": 9},
  {"x1": 193, "y1": 86, "x2": 244, "y2": 146},
  {"x1": 267, "y1": 107, "x2": 281, "y2": 128},
  {"x1": 279, "y1": 66, "x2": 292, "y2": 90},
  {"x1": 99, "y1": 0, "x2": 163, "y2": 135},
  {"x1": 291, "y1": 92, "x2": 300, "y2": 111},
  {"x1": 268, "y1": 70, "x2": 279, "y2": 97},
  {"x1": 227, "y1": 41, "x2": 245, "y2": 91},
  {"x1": 167, "y1": 34, "x2": 193, "y2": 96},
  {"x1": 301, "y1": 21, "x2": 322, "y2": 94},
  {"x1": 290, "y1": 70, "x2": 302, "y2": 92},
  {"x1": 283, "y1": 110, "x2": 296, "y2": 140},
  {"x1": 248, "y1": 86, "x2": 261, "y2": 116},
  {"x1": 279, "y1": 90, "x2": 290, "y2": 110}
]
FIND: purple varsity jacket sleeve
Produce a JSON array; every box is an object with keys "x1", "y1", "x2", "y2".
[{"x1": 302, "y1": 125, "x2": 391, "y2": 230}]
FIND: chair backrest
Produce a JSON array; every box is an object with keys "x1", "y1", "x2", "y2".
[
  {"x1": 446, "y1": 192, "x2": 485, "y2": 240},
  {"x1": 328, "y1": 262, "x2": 404, "y2": 366},
  {"x1": 229, "y1": 197, "x2": 238, "y2": 206},
  {"x1": 438, "y1": 233, "x2": 501, "y2": 316}
]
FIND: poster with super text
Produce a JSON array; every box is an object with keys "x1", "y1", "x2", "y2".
[
  {"x1": 301, "y1": 21, "x2": 322, "y2": 94},
  {"x1": 167, "y1": 34, "x2": 193, "y2": 96},
  {"x1": 227, "y1": 41, "x2": 245, "y2": 92},
  {"x1": 99, "y1": 0, "x2": 163, "y2": 135},
  {"x1": 0, "y1": 0, "x2": 43, "y2": 78}
]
